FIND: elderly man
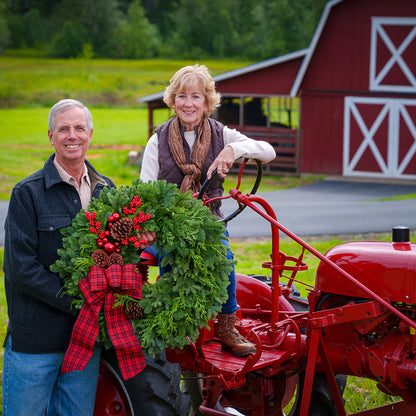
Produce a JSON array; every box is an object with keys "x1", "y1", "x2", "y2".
[{"x1": 2, "y1": 99, "x2": 116, "y2": 416}]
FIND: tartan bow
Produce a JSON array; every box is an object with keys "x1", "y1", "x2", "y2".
[{"x1": 62, "y1": 264, "x2": 146, "y2": 380}]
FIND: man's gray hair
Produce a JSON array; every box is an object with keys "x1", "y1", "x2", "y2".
[{"x1": 48, "y1": 99, "x2": 93, "y2": 132}]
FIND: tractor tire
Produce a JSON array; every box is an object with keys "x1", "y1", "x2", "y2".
[
  {"x1": 182, "y1": 371, "x2": 205, "y2": 416},
  {"x1": 287, "y1": 291, "x2": 347, "y2": 416},
  {"x1": 101, "y1": 348, "x2": 190, "y2": 416},
  {"x1": 287, "y1": 373, "x2": 347, "y2": 416}
]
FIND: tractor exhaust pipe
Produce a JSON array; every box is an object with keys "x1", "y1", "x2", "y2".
[{"x1": 392, "y1": 226, "x2": 410, "y2": 243}]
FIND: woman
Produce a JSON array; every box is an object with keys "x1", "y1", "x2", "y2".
[{"x1": 140, "y1": 64, "x2": 276, "y2": 356}]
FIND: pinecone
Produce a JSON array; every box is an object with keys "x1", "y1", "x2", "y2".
[
  {"x1": 125, "y1": 302, "x2": 144, "y2": 319},
  {"x1": 91, "y1": 249, "x2": 109, "y2": 267},
  {"x1": 111, "y1": 217, "x2": 133, "y2": 241},
  {"x1": 108, "y1": 252, "x2": 124, "y2": 266}
]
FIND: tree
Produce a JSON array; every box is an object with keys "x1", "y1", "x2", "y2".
[
  {"x1": 1, "y1": 0, "x2": 330, "y2": 60},
  {"x1": 80, "y1": 0, "x2": 123, "y2": 57},
  {"x1": 110, "y1": 0, "x2": 161, "y2": 59},
  {"x1": 167, "y1": 0, "x2": 238, "y2": 58},
  {"x1": 49, "y1": 21, "x2": 87, "y2": 57},
  {"x1": 0, "y1": 3, "x2": 10, "y2": 52}
]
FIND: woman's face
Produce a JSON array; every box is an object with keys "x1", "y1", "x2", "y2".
[{"x1": 174, "y1": 87, "x2": 208, "y2": 131}]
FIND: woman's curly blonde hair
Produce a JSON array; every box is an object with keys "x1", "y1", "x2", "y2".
[{"x1": 163, "y1": 64, "x2": 221, "y2": 117}]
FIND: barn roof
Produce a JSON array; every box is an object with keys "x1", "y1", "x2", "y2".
[
  {"x1": 290, "y1": 0, "x2": 343, "y2": 97},
  {"x1": 138, "y1": 48, "x2": 308, "y2": 104}
]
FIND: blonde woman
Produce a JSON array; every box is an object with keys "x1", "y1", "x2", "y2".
[{"x1": 141, "y1": 64, "x2": 276, "y2": 356}]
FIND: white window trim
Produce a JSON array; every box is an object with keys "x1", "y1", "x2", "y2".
[{"x1": 370, "y1": 17, "x2": 416, "y2": 93}]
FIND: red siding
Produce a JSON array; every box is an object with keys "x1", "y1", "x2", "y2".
[
  {"x1": 301, "y1": 0, "x2": 416, "y2": 93},
  {"x1": 300, "y1": 92, "x2": 345, "y2": 174},
  {"x1": 216, "y1": 57, "x2": 304, "y2": 96},
  {"x1": 299, "y1": 0, "x2": 416, "y2": 176}
]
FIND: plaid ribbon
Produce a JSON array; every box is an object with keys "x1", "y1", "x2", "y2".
[{"x1": 62, "y1": 264, "x2": 146, "y2": 380}]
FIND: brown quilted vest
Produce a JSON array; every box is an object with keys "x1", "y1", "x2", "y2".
[{"x1": 156, "y1": 117, "x2": 225, "y2": 219}]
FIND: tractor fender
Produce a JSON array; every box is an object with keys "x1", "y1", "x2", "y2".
[{"x1": 235, "y1": 273, "x2": 294, "y2": 312}]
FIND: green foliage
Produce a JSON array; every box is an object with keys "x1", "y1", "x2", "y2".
[
  {"x1": 51, "y1": 180, "x2": 232, "y2": 356},
  {"x1": 0, "y1": 4, "x2": 10, "y2": 52},
  {"x1": 49, "y1": 21, "x2": 88, "y2": 58},
  {"x1": 2, "y1": 0, "x2": 329, "y2": 60},
  {"x1": 110, "y1": 0, "x2": 161, "y2": 59}
]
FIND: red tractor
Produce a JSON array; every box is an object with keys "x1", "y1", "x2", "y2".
[{"x1": 93, "y1": 162, "x2": 416, "y2": 416}]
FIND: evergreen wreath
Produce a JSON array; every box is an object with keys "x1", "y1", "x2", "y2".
[{"x1": 51, "y1": 179, "x2": 232, "y2": 356}]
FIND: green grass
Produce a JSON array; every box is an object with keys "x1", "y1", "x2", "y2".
[
  {"x1": 0, "y1": 57, "x2": 253, "y2": 108},
  {"x1": 0, "y1": 107, "x2": 322, "y2": 199},
  {"x1": 377, "y1": 193, "x2": 416, "y2": 201}
]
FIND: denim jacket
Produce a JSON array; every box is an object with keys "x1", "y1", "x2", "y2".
[{"x1": 3, "y1": 153, "x2": 116, "y2": 353}]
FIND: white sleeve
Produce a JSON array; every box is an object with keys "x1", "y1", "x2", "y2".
[
  {"x1": 223, "y1": 126, "x2": 276, "y2": 163},
  {"x1": 139, "y1": 133, "x2": 160, "y2": 182}
]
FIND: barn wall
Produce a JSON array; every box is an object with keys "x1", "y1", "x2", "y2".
[
  {"x1": 300, "y1": 91, "x2": 345, "y2": 174},
  {"x1": 298, "y1": 0, "x2": 416, "y2": 177},
  {"x1": 216, "y1": 57, "x2": 303, "y2": 96},
  {"x1": 301, "y1": 0, "x2": 416, "y2": 93}
]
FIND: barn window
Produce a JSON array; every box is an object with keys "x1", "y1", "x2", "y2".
[{"x1": 370, "y1": 17, "x2": 416, "y2": 93}]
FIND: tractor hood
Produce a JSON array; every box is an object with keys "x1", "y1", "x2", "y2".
[{"x1": 316, "y1": 241, "x2": 416, "y2": 303}]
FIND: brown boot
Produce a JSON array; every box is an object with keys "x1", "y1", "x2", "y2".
[{"x1": 217, "y1": 312, "x2": 256, "y2": 357}]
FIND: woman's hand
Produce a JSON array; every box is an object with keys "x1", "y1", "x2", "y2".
[{"x1": 207, "y1": 145, "x2": 235, "y2": 179}]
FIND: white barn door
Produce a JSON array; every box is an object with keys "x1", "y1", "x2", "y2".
[
  {"x1": 343, "y1": 96, "x2": 416, "y2": 180},
  {"x1": 343, "y1": 17, "x2": 416, "y2": 180}
]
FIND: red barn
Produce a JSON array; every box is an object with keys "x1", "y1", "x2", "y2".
[
  {"x1": 294, "y1": 0, "x2": 416, "y2": 180},
  {"x1": 139, "y1": 0, "x2": 416, "y2": 181}
]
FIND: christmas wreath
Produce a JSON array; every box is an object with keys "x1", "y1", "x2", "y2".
[{"x1": 51, "y1": 179, "x2": 232, "y2": 361}]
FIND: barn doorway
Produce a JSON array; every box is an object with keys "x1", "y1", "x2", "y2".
[{"x1": 343, "y1": 96, "x2": 416, "y2": 180}]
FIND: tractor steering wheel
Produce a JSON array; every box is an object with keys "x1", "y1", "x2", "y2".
[{"x1": 198, "y1": 159, "x2": 263, "y2": 223}]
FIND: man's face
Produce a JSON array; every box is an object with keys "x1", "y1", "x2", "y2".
[{"x1": 48, "y1": 107, "x2": 92, "y2": 167}]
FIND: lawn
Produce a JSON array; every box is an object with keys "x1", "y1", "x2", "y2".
[
  {"x1": 0, "y1": 56, "x2": 253, "y2": 108},
  {"x1": 0, "y1": 106, "x2": 321, "y2": 199}
]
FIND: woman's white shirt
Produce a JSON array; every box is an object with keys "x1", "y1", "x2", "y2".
[{"x1": 140, "y1": 125, "x2": 276, "y2": 182}]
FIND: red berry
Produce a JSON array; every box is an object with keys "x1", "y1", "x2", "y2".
[
  {"x1": 113, "y1": 213, "x2": 121, "y2": 221},
  {"x1": 104, "y1": 242, "x2": 115, "y2": 254}
]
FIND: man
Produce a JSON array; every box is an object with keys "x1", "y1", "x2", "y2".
[{"x1": 2, "y1": 99, "x2": 116, "y2": 415}]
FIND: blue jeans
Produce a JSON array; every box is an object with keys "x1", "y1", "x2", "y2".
[
  {"x1": 2, "y1": 336, "x2": 101, "y2": 416},
  {"x1": 145, "y1": 230, "x2": 238, "y2": 314}
]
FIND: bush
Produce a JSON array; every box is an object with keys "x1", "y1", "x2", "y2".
[{"x1": 48, "y1": 21, "x2": 88, "y2": 58}]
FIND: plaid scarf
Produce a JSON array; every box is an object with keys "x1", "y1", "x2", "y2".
[{"x1": 168, "y1": 116, "x2": 211, "y2": 193}]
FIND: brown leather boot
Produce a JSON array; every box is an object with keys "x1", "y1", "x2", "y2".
[{"x1": 217, "y1": 312, "x2": 256, "y2": 357}]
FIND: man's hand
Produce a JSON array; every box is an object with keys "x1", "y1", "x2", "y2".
[{"x1": 139, "y1": 230, "x2": 157, "y2": 249}]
